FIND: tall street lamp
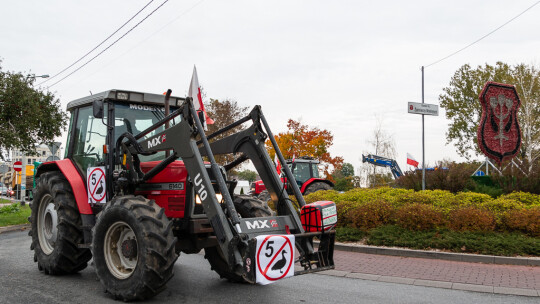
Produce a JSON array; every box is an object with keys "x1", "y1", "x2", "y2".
[
  {"x1": 26, "y1": 74, "x2": 49, "y2": 81},
  {"x1": 19, "y1": 73, "x2": 49, "y2": 201}
]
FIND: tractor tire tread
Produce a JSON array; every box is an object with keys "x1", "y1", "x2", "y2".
[
  {"x1": 91, "y1": 196, "x2": 178, "y2": 301},
  {"x1": 29, "y1": 171, "x2": 91, "y2": 275}
]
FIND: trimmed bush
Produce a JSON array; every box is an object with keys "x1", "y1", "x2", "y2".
[
  {"x1": 392, "y1": 191, "x2": 434, "y2": 206},
  {"x1": 335, "y1": 201, "x2": 357, "y2": 228},
  {"x1": 303, "y1": 190, "x2": 340, "y2": 204},
  {"x1": 394, "y1": 203, "x2": 444, "y2": 231},
  {"x1": 480, "y1": 198, "x2": 525, "y2": 215},
  {"x1": 500, "y1": 192, "x2": 540, "y2": 206},
  {"x1": 454, "y1": 192, "x2": 493, "y2": 206},
  {"x1": 291, "y1": 187, "x2": 540, "y2": 237},
  {"x1": 448, "y1": 207, "x2": 495, "y2": 232},
  {"x1": 349, "y1": 200, "x2": 394, "y2": 230},
  {"x1": 502, "y1": 207, "x2": 540, "y2": 237}
]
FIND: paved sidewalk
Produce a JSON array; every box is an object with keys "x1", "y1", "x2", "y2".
[{"x1": 323, "y1": 249, "x2": 540, "y2": 297}]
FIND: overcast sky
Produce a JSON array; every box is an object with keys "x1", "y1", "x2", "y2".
[{"x1": 1, "y1": 0, "x2": 539, "y2": 174}]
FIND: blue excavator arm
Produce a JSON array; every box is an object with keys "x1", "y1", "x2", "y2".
[{"x1": 362, "y1": 154, "x2": 403, "y2": 179}]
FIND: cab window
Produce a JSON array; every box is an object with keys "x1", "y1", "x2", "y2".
[
  {"x1": 292, "y1": 163, "x2": 311, "y2": 183},
  {"x1": 114, "y1": 103, "x2": 180, "y2": 162},
  {"x1": 71, "y1": 105, "x2": 107, "y2": 173},
  {"x1": 311, "y1": 163, "x2": 320, "y2": 178}
]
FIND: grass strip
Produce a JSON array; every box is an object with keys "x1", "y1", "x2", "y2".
[
  {"x1": 0, "y1": 204, "x2": 31, "y2": 227},
  {"x1": 336, "y1": 225, "x2": 540, "y2": 257}
]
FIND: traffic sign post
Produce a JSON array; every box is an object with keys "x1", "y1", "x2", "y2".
[
  {"x1": 409, "y1": 66, "x2": 440, "y2": 190},
  {"x1": 13, "y1": 161, "x2": 23, "y2": 200}
]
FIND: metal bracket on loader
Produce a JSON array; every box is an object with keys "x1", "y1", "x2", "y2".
[{"x1": 116, "y1": 97, "x2": 335, "y2": 283}]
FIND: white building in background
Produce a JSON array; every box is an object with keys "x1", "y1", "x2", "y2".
[
  {"x1": 11, "y1": 144, "x2": 62, "y2": 165},
  {"x1": 234, "y1": 180, "x2": 250, "y2": 195}
]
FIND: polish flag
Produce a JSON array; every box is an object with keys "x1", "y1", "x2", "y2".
[
  {"x1": 188, "y1": 65, "x2": 214, "y2": 130},
  {"x1": 407, "y1": 153, "x2": 419, "y2": 168},
  {"x1": 274, "y1": 154, "x2": 282, "y2": 175}
]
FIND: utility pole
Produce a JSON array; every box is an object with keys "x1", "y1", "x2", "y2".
[{"x1": 421, "y1": 66, "x2": 426, "y2": 191}]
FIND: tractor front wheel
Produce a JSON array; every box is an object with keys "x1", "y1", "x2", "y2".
[
  {"x1": 91, "y1": 196, "x2": 178, "y2": 301},
  {"x1": 29, "y1": 171, "x2": 92, "y2": 275},
  {"x1": 204, "y1": 195, "x2": 273, "y2": 282}
]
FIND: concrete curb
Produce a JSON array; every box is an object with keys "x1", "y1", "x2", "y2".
[
  {"x1": 332, "y1": 242, "x2": 540, "y2": 267},
  {"x1": 0, "y1": 223, "x2": 30, "y2": 234},
  {"x1": 316, "y1": 270, "x2": 540, "y2": 297}
]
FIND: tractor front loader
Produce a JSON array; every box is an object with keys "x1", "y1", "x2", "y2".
[{"x1": 30, "y1": 89, "x2": 336, "y2": 301}]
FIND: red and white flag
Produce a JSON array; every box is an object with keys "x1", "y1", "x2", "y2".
[
  {"x1": 188, "y1": 65, "x2": 214, "y2": 130},
  {"x1": 406, "y1": 153, "x2": 419, "y2": 168},
  {"x1": 274, "y1": 154, "x2": 282, "y2": 175}
]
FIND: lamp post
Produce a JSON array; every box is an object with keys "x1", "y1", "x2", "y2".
[
  {"x1": 20, "y1": 73, "x2": 49, "y2": 201},
  {"x1": 26, "y1": 74, "x2": 49, "y2": 80}
]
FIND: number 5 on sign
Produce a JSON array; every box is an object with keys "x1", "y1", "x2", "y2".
[{"x1": 255, "y1": 235, "x2": 295, "y2": 285}]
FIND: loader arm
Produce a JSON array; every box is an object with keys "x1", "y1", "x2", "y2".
[{"x1": 116, "y1": 98, "x2": 335, "y2": 282}]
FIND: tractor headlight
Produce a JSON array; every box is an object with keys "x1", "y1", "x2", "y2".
[{"x1": 195, "y1": 193, "x2": 223, "y2": 204}]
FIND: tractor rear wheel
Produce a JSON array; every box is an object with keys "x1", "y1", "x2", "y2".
[
  {"x1": 204, "y1": 195, "x2": 272, "y2": 282},
  {"x1": 29, "y1": 171, "x2": 92, "y2": 275},
  {"x1": 257, "y1": 190, "x2": 271, "y2": 204},
  {"x1": 304, "y1": 181, "x2": 332, "y2": 195},
  {"x1": 91, "y1": 195, "x2": 178, "y2": 301}
]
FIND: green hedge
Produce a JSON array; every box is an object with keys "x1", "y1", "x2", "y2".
[{"x1": 299, "y1": 187, "x2": 540, "y2": 237}]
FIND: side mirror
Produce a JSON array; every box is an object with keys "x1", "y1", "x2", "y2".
[{"x1": 93, "y1": 100, "x2": 104, "y2": 118}]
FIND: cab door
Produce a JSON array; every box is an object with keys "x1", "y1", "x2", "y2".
[{"x1": 68, "y1": 105, "x2": 108, "y2": 180}]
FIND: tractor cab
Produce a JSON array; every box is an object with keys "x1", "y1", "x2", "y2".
[
  {"x1": 66, "y1": 90, "x2": 184, "y2": 174},
  {"x1": 286, "y1": 156, "x2": 321, "y2": 186}
]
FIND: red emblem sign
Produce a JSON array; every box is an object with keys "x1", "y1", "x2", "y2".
[{"x1": 477, "y1": 82, "x2": 521, "y2": 165}]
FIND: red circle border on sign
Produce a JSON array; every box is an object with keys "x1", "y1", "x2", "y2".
[
  {"x1": 88, "y1": 168, "x2": 106, "y2": 202},
  {"x1": 256, "y1": 235, "x2": 294, "y2": 281}
]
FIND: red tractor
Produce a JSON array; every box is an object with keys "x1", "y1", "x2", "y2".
[
  {"x1": 251, "y1": 156, "x2": 334, "y2": 202},
  {"x1": 29, "y1": 89, "x2": 336, "y2": 301}
]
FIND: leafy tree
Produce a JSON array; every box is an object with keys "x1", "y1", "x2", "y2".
[
  {"x1": 333, "y1": 177, "x2": 353, "y2": 191},
  {"x1": 204, "y1": 98, "x2": 249, "y2": 167},
  {"x1": 339, "y1": 163, "x2": 355, "y2": 177},
  {"x1": 332, "y1": 162, "x2": 358, "y2": 191},
  {"x1": 236, "y1": 169, "x2": 257, "y2": 182},
  {"x1": 440, "y1": 62, "x2": 540, "y2": 173},
  {"x1": 265, "y1": 119, "x2": 343, "y2": 178},
  {"x1": 0, "y1": 62, "x2": 67, "y2": 159}
]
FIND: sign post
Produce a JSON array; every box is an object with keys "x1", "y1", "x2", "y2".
[
  {"x1": 13, "y1": 161, "x2": 22, "y2": 200},
  {"x1": 409, "y1": 67, "x2": 439, "y2": 190}
]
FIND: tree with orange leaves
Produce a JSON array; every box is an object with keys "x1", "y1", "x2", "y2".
[{"x1": 265, "y1": 119, "x2": 343, "y2": 179}]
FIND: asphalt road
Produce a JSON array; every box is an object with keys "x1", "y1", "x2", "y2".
[{"x1": 0, "y1": 230, "x2": 537, "y2": 304}]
